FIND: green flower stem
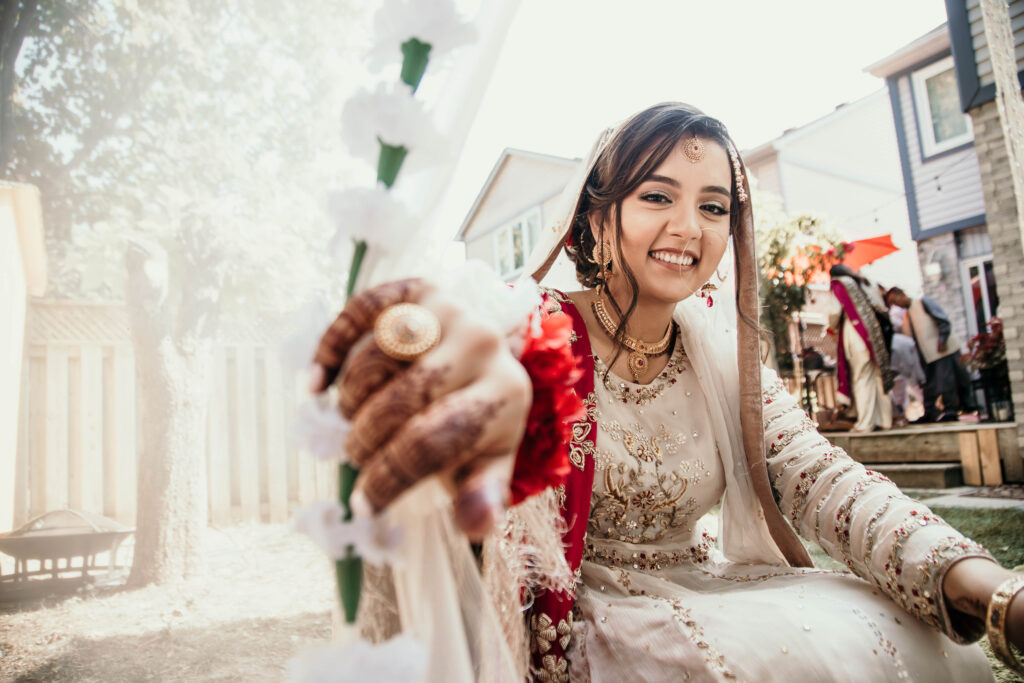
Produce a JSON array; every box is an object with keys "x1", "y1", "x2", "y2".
[
  {"x1": 336, "y1": 462, "x2": 362, "y2": 624},
  {"x1": 335, "y1": 239, "x2": 367, "y2": 624},
  {"x1": 334, "y1": 33, "x2": 432, "y2": 628},
  {"x1": 346, "y1": 239, "x2": 368, "y2": 299},
  {"x1": 376, "y1": 141, "x2": 408, "y2": 189},
  {"x1": 400, "y1": 38, "x2": 432, "y2": 93}
]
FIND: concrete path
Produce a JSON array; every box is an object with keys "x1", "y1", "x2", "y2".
[{"x1": 914, "y1": 486, "x2": 1024, "y2": 510}]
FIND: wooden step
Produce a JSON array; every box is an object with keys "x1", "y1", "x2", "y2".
[{"x1": 866, "y1": 463, "x2": 964, "y2": 489}]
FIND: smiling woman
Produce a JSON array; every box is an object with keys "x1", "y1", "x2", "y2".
[{"x1": 312, "y1": 103, "x2": 1021, "y2": 681}]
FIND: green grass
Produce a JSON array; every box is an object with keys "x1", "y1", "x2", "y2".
[{"x1": 929, "y1": 506, "x2": 1024, "y2": 570}]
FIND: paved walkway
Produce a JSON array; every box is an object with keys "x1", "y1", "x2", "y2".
[{"x1": 914, "y1": 486, "x2": 1024, "y2": 510}]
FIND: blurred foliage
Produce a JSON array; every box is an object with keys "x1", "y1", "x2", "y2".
[
  {"x1": 2, "y1": 0, "x2": 367, "y2": 327},
  {"x1": 753, "y1": 191, "x2": 848, "y2": 370}
]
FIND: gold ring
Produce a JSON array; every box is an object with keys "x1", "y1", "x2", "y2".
[{"x1": 373, "y1": 303, "x2": 441, "y2": 362}]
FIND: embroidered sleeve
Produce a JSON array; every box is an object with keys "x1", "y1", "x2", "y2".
[{"x1": 759, "y1": 366, "x2": 994, "y2": 643}]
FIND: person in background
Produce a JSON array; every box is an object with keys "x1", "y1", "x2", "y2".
[
  {"x1": 829, "y1": 264, "x2": 894, "y2": 432},
  {"x1": 885, "y1": 287, "x2": 973, "y2": 423},
  {"x1": 886, "y1": 298, "x2": 926, "y2": 426}
]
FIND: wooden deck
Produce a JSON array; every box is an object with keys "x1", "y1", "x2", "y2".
[{"x1": 822, "y1": 421, "x2": 1022, "y2": 487}]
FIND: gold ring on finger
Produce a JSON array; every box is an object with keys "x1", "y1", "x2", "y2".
[{"x1": 373, "y1": 303, "x2": 441, "y2": 362}]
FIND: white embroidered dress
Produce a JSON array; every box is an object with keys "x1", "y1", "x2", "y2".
[{"x1": 568, "y1": 334, "x2": 994, "y2": 682}]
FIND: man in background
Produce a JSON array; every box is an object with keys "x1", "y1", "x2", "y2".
[
  {"x1": 885, "y1": 296, "x2": 926, "y2": 426},
  {"x1": 885, "y1": 287, "x2": 972, "y2": 423}
]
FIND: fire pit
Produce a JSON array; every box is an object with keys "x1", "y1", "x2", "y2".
[{"x1": 0, "y1": 509, "x2": 134, "y2": 600}]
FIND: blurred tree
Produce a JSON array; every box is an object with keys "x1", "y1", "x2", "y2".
[
  {"x1": 754, "y1": 191, "x2": 847, "y2": 372},
  {"x1": 2, "y1": 0, "x2": 362, "y2": 585}
]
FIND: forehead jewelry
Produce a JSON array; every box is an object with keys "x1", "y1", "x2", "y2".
[
  {"x1": 726, "y1": 142, "x2": 748, "y2": 204},
  {"x1": 682, "y1": 136, "x2": 705, "y2": 163}
]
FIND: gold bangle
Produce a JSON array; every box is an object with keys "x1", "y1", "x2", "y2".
[{"x1": 986, "y1": 574, "x2": 1024, "y2": 676}]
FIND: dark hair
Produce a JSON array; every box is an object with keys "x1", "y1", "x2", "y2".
[
  {"x1": 830, "y1": 264, "x2": 871, "y2": 289},
  {"x1": 885, "y1": 286, "x2": 906, "y2": 304},
  {"x1": 564, "y1": 102, "x2": 745, "y2": 364}
]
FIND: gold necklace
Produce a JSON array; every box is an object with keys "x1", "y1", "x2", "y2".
[{"x1": 591, "y1": 297, "x2": 673, "y2": 382}]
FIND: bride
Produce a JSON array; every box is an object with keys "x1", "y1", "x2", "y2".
[{"x1": 311, "y1": 102, "x2": 1022, "y2": 681}]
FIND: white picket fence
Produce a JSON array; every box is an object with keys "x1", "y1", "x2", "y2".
[{"x1": 9, "y1": 301, "x2": 332, "y2": 531}]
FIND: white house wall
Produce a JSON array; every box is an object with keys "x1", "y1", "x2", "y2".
[
  {"x1": 895, "y1": 75, "x2": 987, "y2": 232},
  {"x1": 750, "y1": 158, "x2": 782, "y2": 198},
  {"x1": 755, "y1": 92, "x2": 920, "y2": 290},
  {"x1": 461, "y1": 155, "x2": 576, "y2": 242}
]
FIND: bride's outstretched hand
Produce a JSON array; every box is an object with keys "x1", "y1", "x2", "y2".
[{"x1": 309, "y1": 278, "x2": 532, "y2": 539}]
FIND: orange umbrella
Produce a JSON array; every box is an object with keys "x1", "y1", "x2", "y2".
[{"x1": 841, "y1": 234, "x2": 899, "y2": 270}]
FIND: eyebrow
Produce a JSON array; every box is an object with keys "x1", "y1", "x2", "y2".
[{"x1": 644, "y1": 174, "x2": 731, "y2": 199}]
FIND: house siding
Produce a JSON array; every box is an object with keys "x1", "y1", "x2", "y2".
[
  {"x1": 897, "y1": 74, "x2": 986, "y2": 232},
  {"x1": 967, "y1": 0, "x2": 1024, "y2": 88},
  {"x1": 749, "y1": 157, "x2": 782, "y2": 197},
  {"x1": 957, "y1": 223, "x2": 992, "y2": 259}
]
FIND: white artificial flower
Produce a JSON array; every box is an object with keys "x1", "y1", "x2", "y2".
[
  {"x1": 285, "y1": 635, "x2": 427, "y2": 682},
  {"x1": 279, "y1": 299, "x2": 334, "y2": 372},
  {"x1": 292, "y1": 399, "x2": 351, "y2": 462},
  {"x1": 340, "y1": 82, "x2": 444, "y2": 167},
  {"x1": 435, "y1": 260, "x2": 542, "y2": 356},
  {"x1": 367, "y1": 0, "x2": 477, "y2": 72},
  {"x1": 292, "y1": 499, "x2": 404, "y2": 567},
  {"x1": 327, "y1": 184, "x2": 412, "y2": 252}
]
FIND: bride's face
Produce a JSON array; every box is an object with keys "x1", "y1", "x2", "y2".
[{"x1": 596, "y1": 137, "x2": 733, "y2": 307}]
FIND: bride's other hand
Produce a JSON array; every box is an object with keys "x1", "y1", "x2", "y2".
[{"x1": 309, "y1": 278, "x2": 532, "y2": 539}]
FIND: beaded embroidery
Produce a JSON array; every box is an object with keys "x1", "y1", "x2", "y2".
[
  {"x1": 593, "y1": 340, "x2": 688, "y2": 406},
  {"x1": 584, "y1": 531, "x2": 716, "y2": 571}
]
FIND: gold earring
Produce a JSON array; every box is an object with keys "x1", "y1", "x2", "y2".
[
  {"x1": 698, "y1": 282, "x2": 717, "y2": 308},
  {"x1": 591, "y1": 240, "x2": 613, "y2": 270},
  {"x1": 592, "y1": 240, "x2": 613, "y2": 294}
]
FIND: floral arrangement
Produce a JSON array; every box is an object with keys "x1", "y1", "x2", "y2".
[
  {"x1": 963, "y1": 317, "x2": 1007, "y2": 372},
  {"x1": 511, "y1": 301, "x2": 585, "y2": 505},
  {"x1": 285, "y1": 1, "x2": 477, "y2": 679}
]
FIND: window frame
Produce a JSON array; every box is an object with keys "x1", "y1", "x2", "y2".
[
  {"x1": 960, "y1": 254, "x2": 998, "y2": 338},
  {"x1": 491, "y1": 206, "x2": 542, "y2": 279},
  {"x1": 910, "y1": 55, "x2": 974, "y2": 158}
]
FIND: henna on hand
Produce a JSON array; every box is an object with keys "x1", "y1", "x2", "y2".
[
  {"x1": 312, "y1": 278, "x2": 428, "y2": 390},
  {"x1": 337, "y1": 339, "x2": 405, "y2": 419},
  {"x1": 948, "y1": 594, "x2": 989, "y2": 620},
  {"x1": 358, "y1": 396, "x2": 505, "y2": 511},
  {"x1": 345, "y1": 363, "x2": 450, "y2": 466}
]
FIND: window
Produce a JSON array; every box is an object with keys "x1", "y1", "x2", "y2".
[
  {"x1": 492, "y1": 207, "x2": 542, "y2": 278},
  {"x1": 911, "y1": 56, "x2": 973, "y2": 157},
  {"x1": 961, "y1": 255, "x2": 1000, "y2": 337}
]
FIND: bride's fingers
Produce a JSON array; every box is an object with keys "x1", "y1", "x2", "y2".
[
  {"x1": 344, "y1": 323, "x2": 502, "y2": 465},
  {"x1": 336, "y1": 336, "x2": 405, "y2": 420},
  {"x1": 345, "y1": 362, "x2": 457, "y2": 467},
  {"x1": 311, "y1": 278, "x2": 431, "y2": 392},
  {"x1": 356, "y1": 366, "x2": 530, "y2": 513},
  {"x1": 451, "y1": 452, "x2": 515, "y2": 541}
]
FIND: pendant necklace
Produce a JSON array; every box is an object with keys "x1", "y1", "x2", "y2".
[{"x1": 591, "y1": 296, "x2": 673, "y2": 382}]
